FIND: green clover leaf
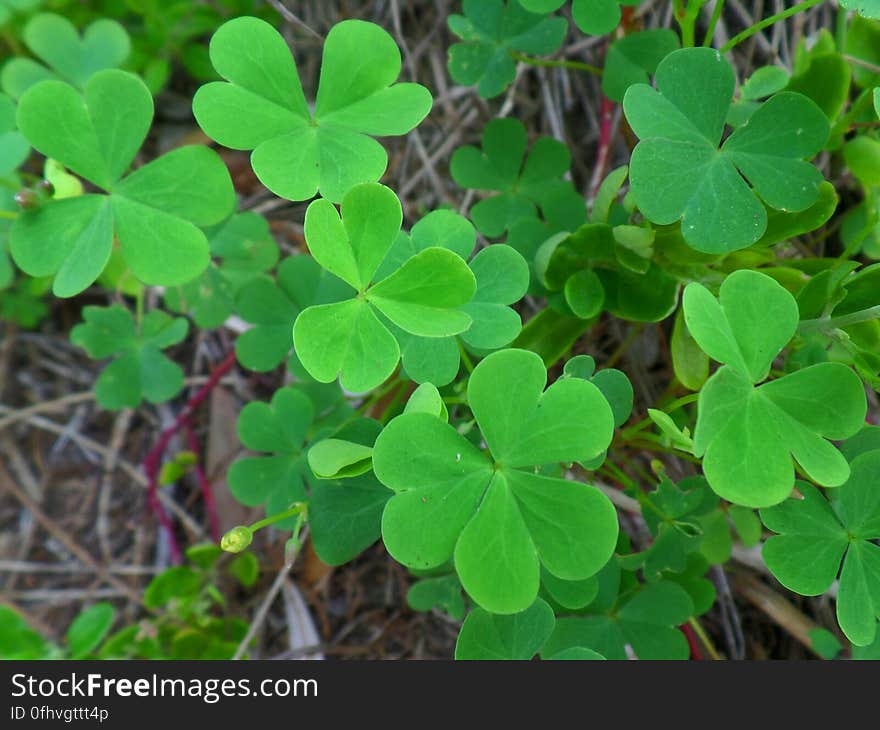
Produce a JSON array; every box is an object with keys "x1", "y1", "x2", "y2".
[
  {"x1": 164, "y1": 212, "x2": 280, "y2": 329},
  {"x1": 0, "y1": 606, "x2": 48, "y2": 659},
  {"x1": 1, "y1": 13, "x2": 130, "y2": 99},
  {"x1": 70, "y1": 305, "x2": 188, "y2": 410},
  {"x1": 0, "y1": 94, "x2": 28, "y2": 176},
  {"x1": 235, "y1": 255, "x2": 354, "y2": 373},
  {"x1": 293, "y1": 184, "x2": 477, "y2": 393},
  {"x1": 447, "y1": 0, "x2": 567, "y2": 99},
  {"x1": 307, "y1": 438, "x2": 373, "y2": 480},
  {"x1": 192, "y1": 16, "x2": 432, "y2": 203},
  {"x1": 310, "y1": 470, "x2": 393, "y2": 566},
  {"x1": 541, "y1": 579, "x2": 695, "y2": 660},
  {"x1": 372, "y1": 348, "x2": 618, "y2": 614},
  {"x1": 518, "y1": 0, "x2": 641, "y2": 36},
  {"x1": 67, "y1": 603, "x2": 115, "y2": 659},
  {"x1": 451, "y1": 118, "x2": 582, "y2": 238},
  {"x1": 601, "y1": 29, "x2": 680, "y2": 103},
  {"x1": 376, "y1": 209, "x2": 529, "y2": 386},
  {"x1": 624, "y1": 47, "x2": 829, "y2": 253},
  {"x1": 11, "y1": 69, "x2": 235, "y2": 297},
  {"x1": 455, "y1": 597, "x2": 555, "y2": 660},
  {"x1": 228, "y1": 386, "x2": 315, "y2": 529},
  {"x1": 760, "y1": 452, "x2": 880, "y2": 646},
  {"x1": 408, "y1": 574, "x2": 466, "y2": 621},
  {"x1": 841, "y1": 1, "x2": 880, "y2": 19},
  {"x1": 562, "y1": 355, "x2": 633, "y2": 430},
  {"x1": 684, "y1": 270, "x2": 866, "y2": 507},
  {"x1": 307, "y1": 418, "x2": 391, "y2": 565}
]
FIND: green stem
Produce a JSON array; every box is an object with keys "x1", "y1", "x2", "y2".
[
  {"x1": 458, "y1": 341, "x2": 475, "y2": 374},
  {"x1": 720, "y1": 0, "x2": 824, "y2": 52},
  {"x1": 0, "y1": 211, "x2": 17, "y2": 220},
  {"x1": 798, "y1": 305, "x2": 880, "y2": 334},
  {"x1": 619, "y1": 393, "x2": 700, "y2": 440},
  {"x1": 702, "y1": 0, "x2": 725, "y2": 46},
  {"x1": 249, "y1": 502, "x2": 307, "y2": 534},
  {"x1": 688, "y1": 617, "x2": 722, "y2": 660},
  {"x1": 832, "y1": 87, "x2": 875, "y2": 138},
  {"x1": 509, "y1": 51, "x2": 602, "y2": 77},
  {"x1": 675, "y1": 0, "x2": 707, "y2": 47}
]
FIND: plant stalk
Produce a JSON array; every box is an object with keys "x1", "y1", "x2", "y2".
[{"x1": 720, "y1": 0, "x2": 824, "y2": 52}]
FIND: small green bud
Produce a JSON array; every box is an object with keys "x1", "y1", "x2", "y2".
[{"x1": 221, "y1": 526, "x2": 252, "y2": 553}]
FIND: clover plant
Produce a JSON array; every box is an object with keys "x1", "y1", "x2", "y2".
[
  {"x1": 193, "y1": 16, "x2": 432, "y2": 202},
  {"x1": 1, "y1": 13, "x2": 130, "y2": 98},
  {"x1": 6, "y1": 1, "x2": 880, "y2": 662}
]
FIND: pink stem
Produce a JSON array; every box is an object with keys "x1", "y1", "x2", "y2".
[
  {"x1": 588, "y1": 95, "x2": 617, "y2": 204},
  {"x1": 680, "y1": 623, "x2": 704, "y2": 660},
  {"x1": 143, "y1": 351, "x2": 237, "y2": 562},
  {"x1": 183, "y1": 418, "x2": 221, "y2": 542}
]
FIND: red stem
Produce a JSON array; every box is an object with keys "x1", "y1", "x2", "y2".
[
  {"x1": 183, "y1": 418, "x2": 221, "y2": 542},
  {"x1": 587, "y1": 95, "x2": 617, "y2": 204},
  {"x1": 680, "y1": 623, "x2": 704, "y2": 660},
  {"x1": 143, "y1": 350, "x2": 237, "y2": 562}
]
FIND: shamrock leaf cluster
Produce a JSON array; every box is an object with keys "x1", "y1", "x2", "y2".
[
  {"x1": 542, "y1": 569, "x2": 695, "y2": 660},
  {"x1": 451, "y1": 117, "x2": 586, "y2": 238},
  {"x1": 447, "y1": 0, "x2": 567, "y2": 99},
  {"x1": 293, "y1": 183, "x2": 476, "y2": 392},
  {"x1": 229, "y1": 385, "x2": 389, "y2": 562},
  {"x1": 70, "y1": 305, "x2": 188, "y2": 410},
  {"x1": 624, "y1": 47, "x2": 829, "y2": 253},
  {"x1": 228, "y1": 386, "x2": 320, "y2": 529},
  {"x1": 11, "y1": 69, "x2": 235, "y2": 297},
  {"x1": 193, "y1": 17, "x2": 432, "y2": 203},
  {"x1": 760, "y1": 451, "x2": 880, "y2": 646},
  {"x1": 684, "y1": 270, "x2": 866, "y2": 507},
  {"x1": 372, "y1": 348, "x2": 618, "y2": 614},
  {"x1": 1, "y1": 13, "x2": 130, "y2": 99}
]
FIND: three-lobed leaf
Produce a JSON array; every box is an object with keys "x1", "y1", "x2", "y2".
[
  {"x1": 451, "y1": 117, "x2": 583, "y2": 237},
  {"x1": 685, "y1": 270, "x2": 866, "y2": 507},
  {"x1": 760, "y1": 452, "x2": 880, "y2": 646},
  {"x1": 12, "y1": 69, "x2": 234, "y2": 297},
  {"x1": 373, "y1": 348, "x2": 618, "y2": 614},
  {"x1": 1, "y1": 13, "x2": 130, "y2": 99},
  {"x1": 293, "y1": 184, "x2": 476, "y2": 392},
  {"x1": 448, "y1": 0, "x2": 567, "y2": 99},
  {"x1": 624, "y1": 47, "x2": 829, "y2": 253},
  {"x1": 193, "y1": 17, "x2": 432, "y2": 202},
  {"x1": 70, "y1": 305, "x2": 188, "y2": 410}
]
